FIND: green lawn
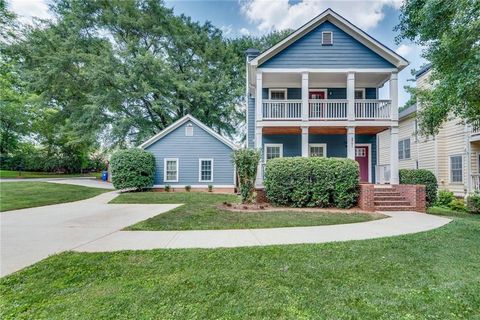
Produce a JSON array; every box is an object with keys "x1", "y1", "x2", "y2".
[
  {"x1": 0, "y1": 182, "x2": 110, "y2": 212},
  {"x1": 427, "y1": 205, "x2": 471, "y2": 218},
  {"x1": 0, "y1": 170, "x2": 101, "y2": 179},
  {"x1": 111, "y1": 192, "x2": 383, "y2": 230},
  {"x1": 1, "y1": 215, "x2": 479, "y2": 319}
]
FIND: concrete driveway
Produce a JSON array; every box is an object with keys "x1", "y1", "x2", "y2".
[{"x1": 0, "y1": 192, "x2": 179, "y2": 277}]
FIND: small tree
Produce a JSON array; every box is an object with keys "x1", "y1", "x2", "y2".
[
  {"x1": 110, "y1": 148, "x2": 155, "y2": 191},
  {"x1": 232, "y1": 149, "x2": 261, "y2": 203}
]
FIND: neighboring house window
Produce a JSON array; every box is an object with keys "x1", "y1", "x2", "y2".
[
  {"x1": 199, "y1": 159, "x2": 213, "y2": 182},
  {"x1": 321, "y1": 31, "x2": 333, "y2": 45},
  {"x1": 264, "y1": 144, "x2": 283, "y2": 162},
  {"x1": 309, "y1": 144, "x2": 327, "y2": 157},
  {"x1": 269, "y1": 89, "x2": 286, "y2": 100},
  {"x1": 450, "y1": 155, "x2": 463, "y2": 183},
  {"x1": 398, "y1": 138, "x2": 411, "y2": 160},
  {"x1": 185, "y1": 124, "x2": 193, "y2": 136},
  {"x1": 164, "y1": 158, "x2": 178, "y2": 182},
  {"x1": 354, "y1": 89, "x2": 365, "y2": 99}
]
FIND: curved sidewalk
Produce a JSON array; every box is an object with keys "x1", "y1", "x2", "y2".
[{"x1": 75, "y1": 211, "x2": 452, "y2": 252}]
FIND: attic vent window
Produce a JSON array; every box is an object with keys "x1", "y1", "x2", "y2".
[
  {"x1": 322, "y1": 31, "x2": 333, "y2": 45},
  {"x1": 185, "y1": 124, "x2": 193, "y2": 136}
]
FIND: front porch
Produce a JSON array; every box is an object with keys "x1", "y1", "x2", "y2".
[{"x1": 255, "y1": 125, "x2": 399, "y2": 186}]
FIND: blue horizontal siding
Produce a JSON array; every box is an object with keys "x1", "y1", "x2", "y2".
[
  {"x1": 260, "y1": 87, "x2": 378, "y2": 100},
  {"x1": 145, "y1": 121, "x2": 235, "y2": 185},
  {"x1": 247, "y1": 96, "x2": 255, "y2": 148},
  {"x1": 260, "y1": 21, "x2": 394, "y2": 69}
]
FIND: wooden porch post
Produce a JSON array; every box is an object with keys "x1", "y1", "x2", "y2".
[
  {"x1": 256, "y1": 71, "x2": 263, "y2": 122},
  {"x1": 347, "y1": 72, "x2": 355, "y2": 122},
  {"x1": 390, "y1": 126, "x2": 399, "y2": 184},
  {"x1": 302, "y1": 72, "x2": 309, "y2": 121},
  {"x1": 347, "y1": 126, "x2": 355, "y2": 160},
  {"x1": 301, "y1": 126, "x2": 309, "y2": 157}
]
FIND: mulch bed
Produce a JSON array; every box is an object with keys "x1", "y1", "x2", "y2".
[{"x1": 219, "y1": 202, "x2": 381, "y2": 215}]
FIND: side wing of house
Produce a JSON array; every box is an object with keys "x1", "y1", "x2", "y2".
[{"x1": 144, "y1": 120, "x2": 235, "y2": 190}]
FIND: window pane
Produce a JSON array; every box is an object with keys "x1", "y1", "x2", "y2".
[
  {"x1": 266, "y1": 146, "x2": 281, "y2": 161},
  {"x1": 310, "y1": 146, "x2": 324, "y2": 157},
  {"x1": 451, "y1": 156, "x2": 463, "y2": 182},
  {"x1": 166, "y1": 160, "x2": 177, "y2": 181},
  {"x1": 404, "y1": 139, "x2": 411, "y2": 159},
  {"x1": 355, "y1": 90, "x2": 364, "y2": 99},
  {"x1": 200, "y1": 160, "x2": 212, "y2": 181},
  {"x1": 270, "y1": 91, "x2": 285, "y2": 100},
  {"x1": 398, "y1": 140, "x2": 404, "y2": 160}
]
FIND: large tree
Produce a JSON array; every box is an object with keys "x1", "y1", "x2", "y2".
[{"x1": 395, "y1": 0, "x2": 480, "y2": 136}]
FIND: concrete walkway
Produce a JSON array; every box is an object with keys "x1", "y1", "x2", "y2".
[
  {"x1": 0, "y1": 192, "x2": 179, "y2": 277},
  {"x1": 75, "y1": 211, "x2": 451, "y2": 252},
  {"x1": 0, "y1": 177, "x2": 115, "y2": 189}
]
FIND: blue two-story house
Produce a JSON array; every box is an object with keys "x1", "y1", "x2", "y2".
[{"x1": 246, "y1": 9, "x2": 409, "y2": 186}]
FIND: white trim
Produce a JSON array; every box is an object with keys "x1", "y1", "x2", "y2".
[
  {"x1": 321, "y1": 31, "x2": 333, "y2": 45},
  {"x1": 449, "y1": 154, "x2": 464, "y2": 184},
  {"x1": 264, "y1": 143, "x2": 283, "y2": 162},
  {"x1": 198, "y1": 158, "x2": 214, "y2": 183},
  {"x1": 257, "y1": 68, "x2": 398, "y2": 73},
  {"x1": 164, "y1": 158, "x2": 179, "y2": 183},
  {"x1": 308, "y1": 88, "x2": 328, "y2": 99},
  {"x1": 139, "y1": 114, "x2": 237, "y2": 150},
  {"x1": 354, "y1": 88, "x2": 366, "y2": 99},
  {"x1": 249, "y1": 9, "x2": 408, "y2": 69},
  {"x1": 355, "y1": 143, "x2": 372, "y2": 183},
  {"x1": 308, "y1": 143, "x2": 327, "y2": 157},
  {"x1": 268, "y1": 88, "x2": 287, "y2": 100},
  {"x1": 154, "y1": 184, "x2": 235, "y2": 188}
]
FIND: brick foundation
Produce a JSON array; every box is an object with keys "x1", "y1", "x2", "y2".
[
  {"x1": 358, "y1": 184, "x2": 376, "y2": 211},
  {"x1": 395, "y1": 184, "x2": 427, "y2": 213},
  {"x1": 153, "y1": 187, "x2": 235, "y2": 194}
]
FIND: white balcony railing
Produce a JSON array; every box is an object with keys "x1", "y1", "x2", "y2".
[
  {"x1": 472, "y1": 174, "x2": 480, "y2": 191},
  {"x1": 376, "y1": 164, "x2": 391, "y2": 184},
  {"x1": 309, "y1": 99, "x2": 347, "y2": 120},
  {"x1": 471, "y1": 122, "x2": 480, "y2": 135},
  {"x1": 355, "y1": 100, "x2": 391, "y2": 120},
  {"x1": 262, "y1": 100, "x2": 302, "y2": 120}
]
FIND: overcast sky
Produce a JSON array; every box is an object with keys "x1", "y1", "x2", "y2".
[{"x1": 8, "y1": 0, "x2": 428, "y2": 107}]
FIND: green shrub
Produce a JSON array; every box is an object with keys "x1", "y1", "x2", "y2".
[
  {"x1": 437, "y1": 190, "x2": 455, "y2": 207},
  {"x1": 110, "y1": 148, "x2": 155, "y2": 191},
  {"x1": 399, "y1": 169, "x2": 438, "y2": 206},
  {"x1": 208, "y1": 184, "x2": 213, "y2": 192},
  {"x1": 185, "y1": 185, "x2": 191, "y2": 192},
  {"x1": 466, "y1": 193, "x2": 480, "y2": 214},
  {"x1": 164, "y1": 185, "x2": 171, "y2": 192},
  {"x1": 232, "y1": 149, "x2": 261, "y2": 204},
  {"x1": 448, "y1": 198, "x2": 466, "y2": 212},
  {"x1": 264, "y1": 157, "x2": 359, "y2": 209}
]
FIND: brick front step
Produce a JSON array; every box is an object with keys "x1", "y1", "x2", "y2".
[
  {"x1": 376, "y1": 205, "x2": 417, "y2": 211},
  {"x1": 374, "y1": 191, "x2": 402, "y2": 196},
  {"x1": 374, "y1": 200, "x2": 412, "y2": 206},
  {"x1": 374, "y1": 195, "x2": 407, "y2": 201}
]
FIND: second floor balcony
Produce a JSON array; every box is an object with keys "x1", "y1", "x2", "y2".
[{"x1": 262, "y1": 98, "x2": 391, "y2": 120}]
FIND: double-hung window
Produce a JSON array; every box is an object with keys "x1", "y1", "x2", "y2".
[
  {"x1": 309, "y1": 144, "x2": 327, "y2": 157},
  {"x1": 264, "y1": 144, "x2": 283, "y2": 162},
  {"x1": 398, "y1": 138, "x2": 411, "y2": 160},
  {"x1": 164, "y1": 158, "x2": 178, "y2": 182},
  {"x1": 269, "y1": 89, "x2": 286, "y2": 100},
  {"x1": 354, "y1": 89, "x2": 365, "y2": 99},
  {"x1": 450, "y1": 155, "x2": 463, "y2": 183},
  {"x1": 199, "y1": 159, "x2": 213, "y2": 182}
]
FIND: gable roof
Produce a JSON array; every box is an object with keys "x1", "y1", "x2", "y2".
[
  {"x1": 415, "y1": 63, "x2": 432, "y2": 79},
  {"x1": 249, "y1": 8, "x2": 409, "y2": 70},
  {"x1": 399, "y1": 104, "x2": 417, "y2": 120},
  {"x1": 139, "y1": 114, "x2": 237, "y2": 150}
]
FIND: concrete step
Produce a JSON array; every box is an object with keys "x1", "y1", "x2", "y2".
[
  {"x1": 375, "y1": 205, "x2": 417, "y2": 211},
  {"x1": 374, "y1": 200, "x2": 411, "y2": 206}
]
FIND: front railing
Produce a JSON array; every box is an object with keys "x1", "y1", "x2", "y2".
[
  {"x1": 472, "y1": 174, "x2": 480, "y2": 191},
  {"x1": 375, "y1": 164, "x2": 391, "y2": 184},
  {"x1": 355, "y1": 100, "x2": 391, "y2": 120},
  {"x1": 262, "y1": 100, "x2": 302, "y2": 120},
  {"x1": 471, "y1": 122, "x2": 480, "y2": 135},
  {"x1": 309, "y1": 99, "x2": 347, "y2": 120}
]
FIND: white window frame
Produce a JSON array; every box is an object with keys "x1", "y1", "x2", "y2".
[
  {"x1": 198, "y1": 158, "x2": 214, "y2": 182},
  {"x1": 321, "y1": 31, "x2": 333, "y2": 45},
  {"x1": 164, "y1": 158, "x2": 179, "y2": 183},
  {"x1": 185, "y1": 123, "x2": 193, "y2": 136},
  {"x1": 269, "y1": 89, "x2": 287, "y2": 100},
  {"x1": 354, "y1": 88, "x2": 365, "y2": 99},
  {"x1": 308, "y1": 88, "x2": 328, "y2": 100},
  {"x1": 264, "y1": 143, "x2": 283, "y2": 162},
  {"x1": 308, "y1": 143, "x2": 327, "y2": 157},
  {"x1": 398, "y1": 138, "x2": 411, "y2": 160},
  {"x1": 449, "y1": 154, "x2": 463, "y2": 184}
]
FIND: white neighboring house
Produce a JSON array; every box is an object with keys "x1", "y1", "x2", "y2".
[{"x1": 377, "y1": 64, "x2": 480, "y2": 196}]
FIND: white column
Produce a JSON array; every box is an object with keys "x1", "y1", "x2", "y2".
[
  {"x1": 301, "y1": 72, "x2": 309, "y2": 121},
  {"x1": 255, "y1": 126, "x2": 263, "y2": 187},
  {"x1": 390, "y1": 126, "x2": 399, "y2": 184},
  {"x1": 390, "y1": 72, "x2": 398, "y2": 121},
  {"x1": 301, "y1": 126, "x2": 309, "y2": 157},
  {"x1": 347, "y1": 72, "x2": 355, "y2": 121},
  {"x1": 256, "y1": 71, "x2": 263, "y2": 121},
  {"x1": 347, "y1": 126, "x2": 355, "y2": 160}
]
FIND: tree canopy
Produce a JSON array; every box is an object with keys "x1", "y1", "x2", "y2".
[{"x1": 396, "y1": 0, "x2": 480, "y2": 136}]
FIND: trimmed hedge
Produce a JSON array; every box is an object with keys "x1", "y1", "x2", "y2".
[
  {"x1": 110, "y1": 149, "x2": 155, "y2": 191},
  {"x1": 399, "y1": 169, "x2": 437, "y2": 206},
  {"x1": 466, "y1": 193, "x2": 480, "y2": 214},
  {"x1": 264, "y1": 157, "x2": 359, "y2": 209}
]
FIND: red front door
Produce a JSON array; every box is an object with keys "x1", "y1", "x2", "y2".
[
  {"x1": 355, "y1": 146, "x2": 369, "y2": 183},
  {"x1": 309, "y1": 91, "x2": 326, "y2": 99}
]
